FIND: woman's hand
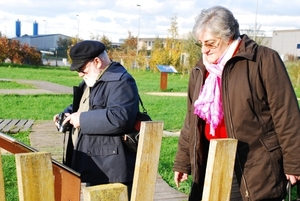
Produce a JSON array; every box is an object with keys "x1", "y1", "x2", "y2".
[
  {"x1": 174, "y1": 171, "x2": 188, "y2": 188},
  {"x1": 286, "y1": 174, "x2": 299, "y2": 185}
]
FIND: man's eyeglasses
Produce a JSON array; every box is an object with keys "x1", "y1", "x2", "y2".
[
  {"x1": 76, "y1": 60, "x2": 93, "y2": 74},
  {"x1": 195, "y1": 38, "x2": 221, "y2": 49}
]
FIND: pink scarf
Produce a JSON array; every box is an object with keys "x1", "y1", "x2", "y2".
[{"x1": 194, "y1": 37, "x2": 241, "y2": 136}]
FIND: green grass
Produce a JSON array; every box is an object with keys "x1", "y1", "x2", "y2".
[
  {"x1": 0, "y1": 94, "x2": 73, "y2": 120},
  {"x1": 159, "y1": 137, "x2": 192, "y2": 194},
  {"x1": 1, "y1": 132, "x2": 30, "y2": 201}
]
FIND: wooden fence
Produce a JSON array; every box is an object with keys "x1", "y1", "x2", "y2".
[
  {"x1": 0, "y1": 121, "x2": 164, "y2": 201},
  {"x1": 0, "y1": 121, "x2": 238, "y2": 201}
]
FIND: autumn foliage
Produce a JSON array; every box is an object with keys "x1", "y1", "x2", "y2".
[{"x1": 0, "y1": 36, "x2": 42, "y2": 65}]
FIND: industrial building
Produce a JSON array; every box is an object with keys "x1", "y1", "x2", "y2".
[
  {"x1": 13, "y1": 20, "x2": 71, "y2": 52},
  {"x1": 272, "y1": 29, "x2": 300, "y2": 60}
]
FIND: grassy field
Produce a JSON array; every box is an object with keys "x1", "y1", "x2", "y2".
[
  {"x1": 1, "y1": 63, "x2": 299, "y2": 200},
  {"x1": 0, "y1": 64, "x2": 191, "y2": 200}
]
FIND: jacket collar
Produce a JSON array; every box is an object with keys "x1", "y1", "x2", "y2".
[
  {"x1": 98, "y1": 62, "x2": 126, "y2": 82},
  {"x1": 234, "y1": 34, "x2": 257, "y2": 61}
]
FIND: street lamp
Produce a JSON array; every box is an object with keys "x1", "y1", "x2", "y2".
[
  {"x1": 43, "y1": 20, "x2": 46, "y2": 34},
  {"x1": 76, "y1": 14, "x2": 79, "y2": 42},
  {"x1": 136, "y1": 4, "x2": 141, "y2": 56},
  {"x1": 254, "y1": 0, "x2": 258, "y2": 41}
]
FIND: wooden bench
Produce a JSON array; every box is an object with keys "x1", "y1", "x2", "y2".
[{"x1": 0, "y1": 119, "x2": 34, "y2": 134}]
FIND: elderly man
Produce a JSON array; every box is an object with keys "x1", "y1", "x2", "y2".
[{"x1": 53, "y1": 40, "x2": 139, "y2": 196}]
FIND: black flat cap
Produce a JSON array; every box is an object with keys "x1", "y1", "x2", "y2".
[{"x1": 70, "y1": 40, "x2": 106, "y2": 71}]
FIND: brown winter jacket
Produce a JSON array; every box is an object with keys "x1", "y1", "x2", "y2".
[{"x1": 173, "y1": 35, "x2": 300, "y2": 201}]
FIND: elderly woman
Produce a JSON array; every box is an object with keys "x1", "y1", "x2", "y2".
[{"x1": 173, "y1": 6, "x2": 300, "y2": 201}]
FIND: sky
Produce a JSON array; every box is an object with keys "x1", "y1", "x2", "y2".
[{"x1": 0, "y1": 0, "x2": 299, "y2": 42}]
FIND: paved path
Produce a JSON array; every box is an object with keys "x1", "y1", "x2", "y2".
[
  {"x1": 0, "y1": 78, "x2": 73, "y2": 95},
  {"x1": 1, "y1": 79, "x2": 188, "y2": 201}
]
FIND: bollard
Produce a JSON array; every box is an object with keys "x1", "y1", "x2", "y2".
[
  {"x1": 202, "y1": 139, "x2": 238, "y2": 201},
  {"x1": 82, "y1": 183, "x2": 128, "y2": 201},
  {"x1": 15, "y1": 152, "x2": 55, "y2": 201},
  {"x1": 130, "y1": 121, "x2": 164, "y2": 201}
]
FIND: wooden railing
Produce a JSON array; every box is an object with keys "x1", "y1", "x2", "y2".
[
  {"x1": 1, "y1": 121, "x2": 238, "y2": 201},
  {"x1": 0, "y1": 121, "x2": 164, "y2": 201}
]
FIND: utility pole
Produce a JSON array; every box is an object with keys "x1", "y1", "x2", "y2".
[
  {"x1": 43, "y1": 20, "x2": 46, "y2": 34},
  {"x1": 254, "y1": 0, "x2": 258, "y2": 41},
  {"x1": 136, "y1": 4, "x2": 141, "y2": 56},
  {"x1": 76, "y1": 14, "x2": 79, "y2": 43}
]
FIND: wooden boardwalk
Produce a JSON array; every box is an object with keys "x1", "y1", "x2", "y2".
[
  {"x1": 0, "y1": 119, "x2": 34, "y2": 134},
  {"x1": 1, "y1": 120, "x2": 188, "y2": 201}
]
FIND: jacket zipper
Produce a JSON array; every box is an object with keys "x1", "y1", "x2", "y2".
[
  {"x1": 223, "y1": 66, "x2": 250, "y2": 200},
  {"x1": 193, "y1": 67, "x2": 202, "y2": 186}
]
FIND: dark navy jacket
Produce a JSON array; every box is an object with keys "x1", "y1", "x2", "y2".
[{"x1": 64, "y1": 62, "x2": 139, "y2": 184}]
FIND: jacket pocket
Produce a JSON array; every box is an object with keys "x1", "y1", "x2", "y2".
[
  {"x1": 259, "y1": 131, "x2": 280, "y2": 152},
  {"x1": 87, "y1": 145, "x2": 118, "y2": 156}
]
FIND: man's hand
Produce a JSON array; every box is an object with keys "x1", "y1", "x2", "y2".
[
  {"x1": 53, "y1": 113, "x2": 70, "y2": 129},
  {"x1": 64, "y1": 112, "x2": 81, "y2": 128},
  {"x1": 174, "y1": 171, "x2": 188, "y2": 188}
]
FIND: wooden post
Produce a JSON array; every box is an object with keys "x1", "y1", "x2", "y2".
[
  {"x1": 0, "y1": 132, "x2": 81, "y2": 201},
  {"x1": 0, "y1": 151, "x2": 6, "y2": 201},
  {"x1": 131, "y1": 121, "x2": 164, "y2": 201},
  {"x1": 15, "y1": 152, "x2": 55, "y2": 201},
  {"x1": 160, "y1": 72, "x2": 168, "y2": 90},
  {"x1": 82, "y1": 183, "x2": 128, "y2": 201},
  {"x1": 202, "y1": 139, "x2": 238, "y2": 201}
]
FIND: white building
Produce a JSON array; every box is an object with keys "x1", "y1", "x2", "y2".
[{"x1": 272, "y1": 29, "x2": 300, "y2": 59}]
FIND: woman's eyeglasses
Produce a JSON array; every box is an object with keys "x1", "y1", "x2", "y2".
[{"x1": 195, "y1": 38, "x2": 221, "y2": 49}]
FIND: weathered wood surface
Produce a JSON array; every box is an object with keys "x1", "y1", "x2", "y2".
[
  {"x1": 202, "y1": 139, "x2": 238, "y2": 201},
  {"x1": 15, "y1": 152, "x2": 55, "y2": 201},
  {"x1": 0, "y1": 132, "x2": 81, "y2": 201},
  {"x1": 82, "y1": 183, "x2": 128, "y2": 201},
  {"x1": 0, "y1": 119, "x2": 34, "y2": 134},
  {"x1": 131, "y1": 121, "x2": 164, "y2": 201}
]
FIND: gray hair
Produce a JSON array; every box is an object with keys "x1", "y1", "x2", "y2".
[
  {"x1": 97, "y1": 50, "x2": 110, "y2": 63},
  {"x1": 192, "y1": 6, "x2": 240, "y2": 42}
]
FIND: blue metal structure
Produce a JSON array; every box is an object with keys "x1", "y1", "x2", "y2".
[
  {"x1": 33, "y1": 21, "x2": 38, "y2": 36},
  {"x1": 16, "y1": 20, "x2": 21, "y2": 37}
]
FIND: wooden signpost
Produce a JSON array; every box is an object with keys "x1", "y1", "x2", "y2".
[{"x1": 156, "y1": 65, "x2": 178, "y2": 90}]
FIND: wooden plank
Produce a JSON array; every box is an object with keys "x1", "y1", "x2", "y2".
[
  {"x1": 52, "y1": 162, "x2": 81, "y2": 201},
  {"x1": 131, "y1": 121, "x2": 164, "y2": 201},
  {"x1": 202, "y1": 139, "x2": 238, "y2": 201},
  {"x1": 20, "y1": 119, "x2": 35, "y2": 132},
  {"x1": 0, "y1": 151, "x2": 6, "y2": 201},
  {"x1": 2, "y1": 119, "x2": 19, "y2": 133},
  {"x1": 82, "y1": 183, "x2": 128, "y2": 201},
  {"x1": 10, "y1": 119, "x2": 27, "y2": 133},
  {"x1": 0, "y1": 119, "x2": 11, "y2": 131},
  {"x1": 15, "y1": 152, "x2": 55, "y2": 201},
  {"x1": 0, "y1": 132, "x2": 81, "y2": 201}
]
